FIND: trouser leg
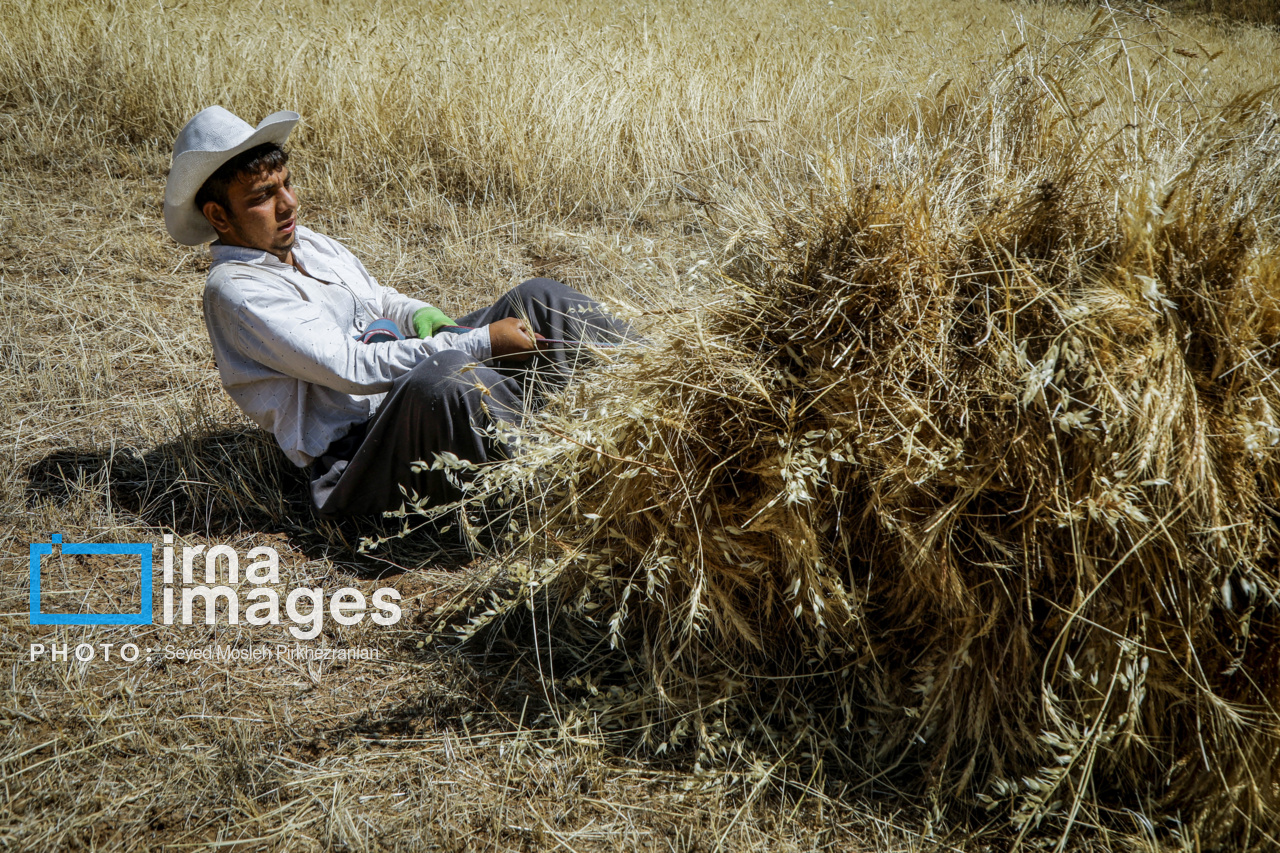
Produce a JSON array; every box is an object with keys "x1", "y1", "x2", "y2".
[
  {"x1": 456, "y1": 277, "x2": 634, "y2": 383},
  {"x1": 311, "y1": 349, "x2": 522, "y2": 517}
]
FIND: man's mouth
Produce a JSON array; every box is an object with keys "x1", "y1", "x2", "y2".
[{"x1": 279, "y1": 218, "x2": 296, "y2": 235}]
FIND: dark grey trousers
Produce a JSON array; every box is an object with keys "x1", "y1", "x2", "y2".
[{"x1": 309, "y1": 278, "x2": 629, "y2": 517}]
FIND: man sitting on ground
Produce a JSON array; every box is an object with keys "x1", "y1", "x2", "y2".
[{"x1": 164, "y1": 106, "x2": 627, "y2": 516}]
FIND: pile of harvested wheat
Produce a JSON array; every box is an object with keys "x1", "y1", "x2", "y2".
[{"x1": 414, "y1": 23, "x2": 1280, "y2": 849}]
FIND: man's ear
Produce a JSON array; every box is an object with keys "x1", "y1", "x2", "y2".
[{"x1": 201, "y1": 200, "x2": 233, "y2": 235}]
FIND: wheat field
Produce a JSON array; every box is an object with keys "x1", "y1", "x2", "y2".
[{"x1": 2, "y1": 0, "x2": 1279, "y2": 850}]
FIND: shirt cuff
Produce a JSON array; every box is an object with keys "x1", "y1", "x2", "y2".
[
  {"x1": 458, "y1": 325, "x2": 492, "y2": 360},
  {"x1": 420, "y1": 324, "x2": 491, "y2": 361},
  {"x1": 397, "y1": 298, "x2": 432, "y2": 333}
]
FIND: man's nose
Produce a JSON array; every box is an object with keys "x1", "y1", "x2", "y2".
[{"x1": 278, "y1": 185, "x2": 298, "y2": 214}]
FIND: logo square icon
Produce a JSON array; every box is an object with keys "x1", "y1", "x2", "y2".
[{"x1": 29, "y1": 535, "x2": 153, "y2": 625}]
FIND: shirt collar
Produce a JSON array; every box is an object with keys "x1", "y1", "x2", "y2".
[
  {"x1": 209, "y1": 226, "x2": 330, "y2": 277},
  {"x1": 209, "y1": 240, "x2": 285, "y2": 267}
]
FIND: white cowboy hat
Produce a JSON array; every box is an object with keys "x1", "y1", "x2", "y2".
[{"x1": 164, "y1": 106, "x2": 300, "y2": 246}]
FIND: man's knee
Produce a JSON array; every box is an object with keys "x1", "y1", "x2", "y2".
[{"x1": 508, "y1": 276, "x2": 582, "y2": 306}]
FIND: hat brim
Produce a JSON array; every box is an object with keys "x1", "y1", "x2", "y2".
[{"x1": 164, "y1": 111, "x2": 299, "y2": 246}]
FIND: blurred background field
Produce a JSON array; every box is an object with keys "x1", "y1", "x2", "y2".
[{"x1": 2, "y1": 0, "x2": 1279, "y2": 850}]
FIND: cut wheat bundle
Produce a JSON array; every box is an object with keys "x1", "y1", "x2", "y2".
[{"x1": 408, "y1": 19, "x2": 1280, "y2": 850}]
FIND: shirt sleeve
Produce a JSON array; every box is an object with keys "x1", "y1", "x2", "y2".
[
  {"x1": 326, "y1": 236, "x2": 491, "y2": 359},
  {"x1": 207, "y1": 273, "x2": 490, "y2": 395},
  {"x1": 349, "y1": 252, "x2": 429, "y2": 333}
]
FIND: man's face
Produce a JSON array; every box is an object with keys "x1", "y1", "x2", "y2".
[{"x1": 206, "y1": 167, "x2": 299, "y2": 261}]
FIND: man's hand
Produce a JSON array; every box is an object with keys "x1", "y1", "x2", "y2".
[{"x1": 488, "y1": 317, "x2": 544, "y2": 361}]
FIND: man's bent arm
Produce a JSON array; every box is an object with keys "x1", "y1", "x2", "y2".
[{"x1": 206, "y1": 273, "x2": 491, "y2": 396}]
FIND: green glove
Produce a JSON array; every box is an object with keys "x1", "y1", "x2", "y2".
[{"x1": 412, "y1": 306, "x2": 456, "y2": 338}]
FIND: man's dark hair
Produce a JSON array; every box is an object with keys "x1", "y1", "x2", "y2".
[{"x1": 194, "y1": 142, "x2": 289, "y2": 215}]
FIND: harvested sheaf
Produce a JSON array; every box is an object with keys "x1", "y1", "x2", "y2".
[{"x1": 411, "y1": 23, "x2": 1280, "y2": 851}]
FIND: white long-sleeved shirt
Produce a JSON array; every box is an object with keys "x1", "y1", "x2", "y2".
[{"x1": 203, "y1": 226, "x2": 491, "y2": 467}]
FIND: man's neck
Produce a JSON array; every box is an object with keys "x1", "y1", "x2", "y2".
[{"x1": 215, "y1": 232, "x2": 295, "y2": 266}]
